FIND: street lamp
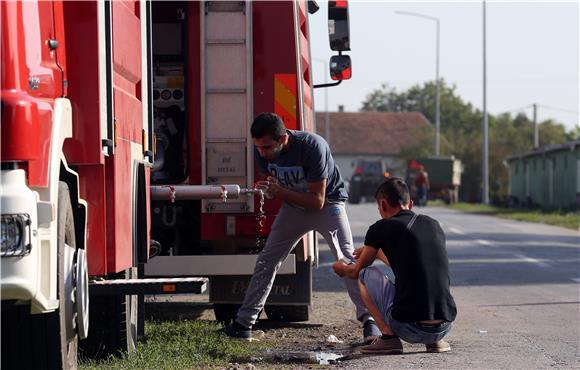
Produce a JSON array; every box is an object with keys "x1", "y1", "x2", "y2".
[
  {"x1": 396, "y1": 10, "x2": 441, "y2": 156},
  {"x1": 312, "y1": 57, "x2": 330, "y2": 145}
]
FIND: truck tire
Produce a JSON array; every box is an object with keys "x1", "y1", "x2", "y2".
[
  {"x1": 80, "y1": 268, "x2": 138, "y2": 359},
  {"x1": 348, "y1": 180, "x2": 361, "y2": 204},
  {"x1": 265, "y1": 305, "x2": 309, "y2": 322},
  {"x1": 2, "y1": 182, "x2": 79, "y2": 370},
  {"x1": 349, "y1": 190, "x2": 361, "y2": 204},
  {"x1": 213, "y1": 304, "x2": 240, "y2": 323},
  {"x1": 444, "y1": 188, "x2": 452, "y2": 205}
]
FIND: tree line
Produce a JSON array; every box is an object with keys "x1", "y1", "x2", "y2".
[{"x1": 360, "y1": 80, "x2": 579, "y2": 203}]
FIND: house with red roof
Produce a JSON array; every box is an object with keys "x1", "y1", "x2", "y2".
[{"x1": 314, "y1": 110, "x2": 432, "y2": 181}]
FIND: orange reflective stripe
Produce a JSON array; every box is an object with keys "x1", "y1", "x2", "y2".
[{"x1": 274, "y1": 74, "x2": 297, "y2": 128}]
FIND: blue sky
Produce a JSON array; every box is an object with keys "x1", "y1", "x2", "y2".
[{"x1": 309, "y1": 0, "x2": 579, "y2": 132}]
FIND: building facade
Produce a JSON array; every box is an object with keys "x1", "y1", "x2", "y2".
[{"x1": 506, "y1": 141, "x2": 580, "y2": 208}]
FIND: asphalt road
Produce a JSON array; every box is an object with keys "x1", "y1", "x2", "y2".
[{"x1": 314, "y1": 204, "x2": 580, "y2": 369}]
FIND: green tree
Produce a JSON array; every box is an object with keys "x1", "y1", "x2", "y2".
[{"x1": 360, "y1": 81, "x2": 575, "y2": 202}]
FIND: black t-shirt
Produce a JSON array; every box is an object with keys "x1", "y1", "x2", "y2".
[{"x1": 364, "y1": 210, "x2": 457, "y2": 323}]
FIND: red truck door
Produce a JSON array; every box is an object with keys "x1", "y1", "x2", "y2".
[{"x1": 106, "y1": 0, "x2": 149, "y2": 272}]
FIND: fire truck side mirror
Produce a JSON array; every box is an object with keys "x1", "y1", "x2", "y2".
[
  {"x1": 329, "y1": 55, "x2": 351, "y2": 81},
  {"x1": 328, "y1": 1, "x2": 350, "y2": 51}
]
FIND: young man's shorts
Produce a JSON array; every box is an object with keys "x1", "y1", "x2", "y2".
[{"x1": 359, "y1": 265, "x2": 452, "y2": 344}]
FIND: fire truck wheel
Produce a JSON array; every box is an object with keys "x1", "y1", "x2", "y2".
[
  {"x1": 1, "y1": 182, "x2": 79, "y2": 369},
  {"x1": 213, "y1": 304, "x2": 241, "y2": 323},
  {"x1": 265, "y1": 305, "x2": 310, "y2": 322},
  {"x1": 80, "y1": 268, "x2": 139, "y2": 359}
]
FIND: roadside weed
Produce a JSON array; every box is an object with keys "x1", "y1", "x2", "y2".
[{"x1": 80, "y1": 320, "x2": 266, "y2": 370}]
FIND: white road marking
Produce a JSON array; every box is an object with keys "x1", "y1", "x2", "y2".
[
  {"x1": 512, "y1": 253, "x2": 550, "y2": 268},
  {"x1": 449, "y1": 227, "x2": 466, "y2": 235},
  {"x1": 477, "y1": 239, "x2": 492, "y2": 246},
  {"x1": 449, "y1": 257, "x2": 578, "y2": 264},
  {"x1": 571, "y1": 278, "x2": 580, "y2": 283}
]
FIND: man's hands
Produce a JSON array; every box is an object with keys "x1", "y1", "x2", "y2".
[
  {"x1": 255, "y1": 176, "x2": 283, "y2": 199},
  {"x1": 332, "y1": 246, "x2": 380, "y2": 279},
  {"x1": 332, "y1": 251, "x2": 361, "y2": 279},
  {"x1": 332, "y1": 259, "x2": 353, "y2": 278},
  {"x1": 255, "y1": 174, "x2": 326, "y2": 210}
]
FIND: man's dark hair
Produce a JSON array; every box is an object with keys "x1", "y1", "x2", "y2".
[
  {"x1": 375, "y1": 177, "x2": 411, "y2": 207},
  {"x1": 251, "y1": 112, "x2": 287, "y2": 140}
]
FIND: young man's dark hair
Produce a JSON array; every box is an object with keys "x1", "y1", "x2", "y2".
[
  {"x1": 375, "y1": 177, "x2": 410, "y2": 207},
  {"x1": 250, "y1": 112, "x2": 286, "y2": 140}
]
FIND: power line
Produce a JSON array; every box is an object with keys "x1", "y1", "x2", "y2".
[
  {"x1": 536, "y1": 104, "x2": 579, "y2": 115},
  {"x1": 502, "y1": 104, "x2": 533, "y2": 114},
  {"x1": 501, "y1": 104, "x2": 579, "y2": 117}
]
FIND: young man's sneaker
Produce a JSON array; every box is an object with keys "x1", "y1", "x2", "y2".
[
  {"x1": 426, "y1": 340, "x2": 451, "y2": 353},
  {"x1": 360, "y1": 336, "x2": 403, "y2": 355},
  {"x1": 362, "y1": 319, "x2": 382, "y2": 344},
  {"x1": 222, "y1": 321, "x2": 252, "y2": 340}
]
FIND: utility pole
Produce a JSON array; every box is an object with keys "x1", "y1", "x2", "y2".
[
  {"x1": 482, "y1": 0, "x2": 489, "y2": 205},
  {"x1": 435, "y1": 19, "x2": 440, "y2": 156},
  {"x1": 533, "y1": 103, "x2": 539, "y2": 148}
]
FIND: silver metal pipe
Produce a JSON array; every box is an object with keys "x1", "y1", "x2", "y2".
[{"x1": 150, "y1": 184, "x2": 242, "y2": 201}]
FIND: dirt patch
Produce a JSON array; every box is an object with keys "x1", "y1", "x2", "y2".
[
  {"x1": 145, "y1": 246, "x2": 368, "y2": 368},
  {"x1": 253, "y1": 292, "x2": 363, "y2": 349},
  {"x1": 145, "y1": 290, "x2": 366, "y2": 368}
]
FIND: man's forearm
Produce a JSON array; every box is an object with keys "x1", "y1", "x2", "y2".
[
  {"x1": 278, "y1": 187, "x2": 324, "y2": 210},
  {"x1": 377, "y1": 250, "x2": 390, "y2": 266}
]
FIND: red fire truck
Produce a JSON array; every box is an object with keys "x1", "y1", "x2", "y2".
[{"x1": 1, "y1": 1, "x2": 351, "y2": 368}]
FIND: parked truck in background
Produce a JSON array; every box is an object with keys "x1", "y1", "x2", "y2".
[
  {"x1": 1, "y1": 1, "x2": 352, "y2": 368},
  {"x1": 407, "y1": 156, "x2": 463, "y2": 205},
  {"x1": 348, "y1": 159, "x2": 389, "y2": 204}
]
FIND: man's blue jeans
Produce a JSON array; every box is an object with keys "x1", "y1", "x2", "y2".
[{"x1": 359, "y1": 266, "x2": 453, "y2": 344}]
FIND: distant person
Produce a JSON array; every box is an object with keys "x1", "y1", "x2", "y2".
[
  {"x1": 415, "y1": 165, "x2": 430, "y2": 206},
  {"x1": 332, "y1": 177, "x2": 457, "y2": 354},
  {"x1": 223, "y1": 112, "x2": 381, "y2": 343}
]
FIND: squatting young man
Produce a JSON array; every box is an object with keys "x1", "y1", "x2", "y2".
[{"x1": 332, "y1": 177, "x2": 457, "y2": 354}]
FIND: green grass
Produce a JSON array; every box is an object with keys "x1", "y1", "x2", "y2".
[
  {"x1": 434, "y1": 201, "x2": 580, "y2": 230},
  {"x1": 80, "y1": 320, "x2": 267, "y2": 370}
]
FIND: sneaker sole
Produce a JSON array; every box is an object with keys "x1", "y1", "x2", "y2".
[
  {"x1": 426, "y1": 346, "x2": 451, "y2": 353},
  {"x1": 221, "y1": 329, "x2": 265, "y2": 342},
  {"x1": 360, "y1": 348, "x2": 403, "y2": 355},
  {"x1": 225, "y1": 335, "x2": 253, "y2": 341}
]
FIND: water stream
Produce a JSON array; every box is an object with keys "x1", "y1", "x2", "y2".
[
  {"x1": 254, "y1": 189, "x2": 266, "y2": 251},
  {"x1": 240, "y1": 188, "x2": 267, "y2": 252}
]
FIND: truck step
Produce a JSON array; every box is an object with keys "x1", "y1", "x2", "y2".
[{"x1": 89, "y1": 277, "x2": 208, "y2": 296}]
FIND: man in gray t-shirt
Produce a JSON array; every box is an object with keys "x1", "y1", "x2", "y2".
[
  {"x1": 255, "y1": 128, "x2": 348, "y2": 204},
  {"x1": 224, "y1": 112, "x2": 381, "y2": 343}
]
